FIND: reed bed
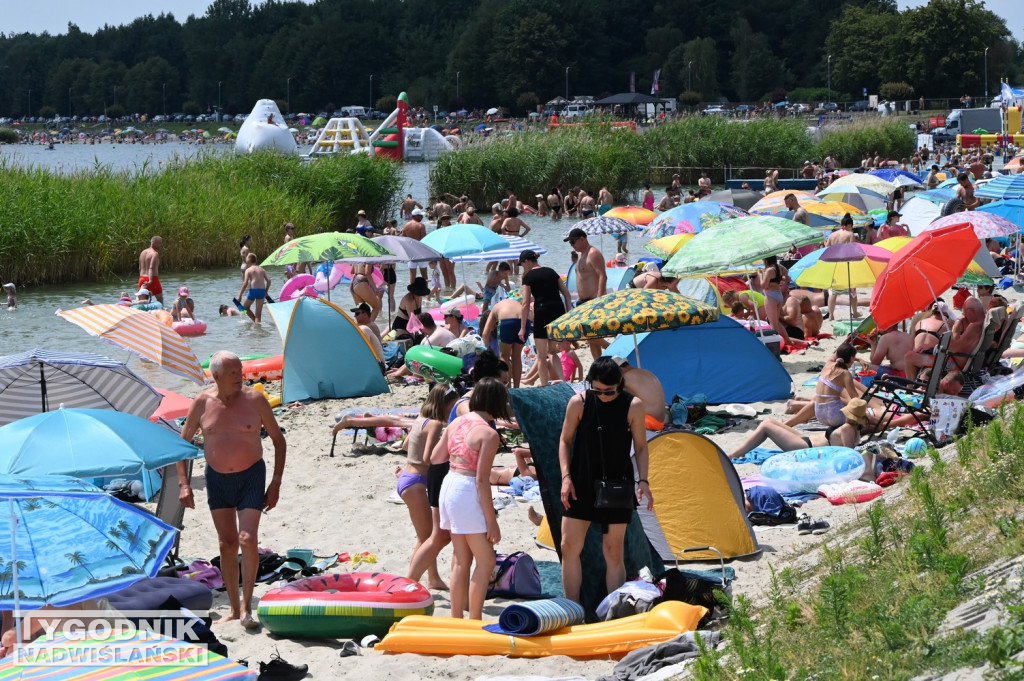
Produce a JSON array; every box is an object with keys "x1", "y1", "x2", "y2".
[
  {"x1": 431, "y1": 118, "x2": 917, "y2": 204},
  {"x1": 0, "y1": 151, "x2": 402, "y2": 285}
]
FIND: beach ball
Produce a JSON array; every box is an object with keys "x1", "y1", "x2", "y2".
[{"x1": 903, "y1": 437, "x2": 928, "y2": 458}]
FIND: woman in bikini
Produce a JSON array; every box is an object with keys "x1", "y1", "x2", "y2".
[
  {"x1": 392, "y1": 277, "x2": 429, "y2": 336},
  {"x1": 784, "y1": 344, "x2": 863, "y2": 427},
  {"x1": 760, "y1": 256, "x2": 791, "y2": 345},
  {"x1": 350, "y1": 264, "x2": 382, "y2": 322}
]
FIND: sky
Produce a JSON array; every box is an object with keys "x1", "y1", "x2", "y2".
[{"x1": 2, "y1": 0, "x2": 1022, "y2": 41}]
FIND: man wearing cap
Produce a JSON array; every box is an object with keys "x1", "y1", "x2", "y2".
[
  {"x1": 611, "y1": 357, "x2": 668, "y2": 431},
  {"x1": 565, "y1": 228, "x2": 608, "y2": 358},
  {"x1": 519, "y1": 250, "x2": 573, "y2": 385},
  {"x1": 877, "y1": 211, "x2": 908, "y2": 240},
  {"x1": 138, "y1": 236, "x2": 164, "y2": 304},
  {"x1": 443, "y1": 308, "x2": 471, "y2": 338},
  {"x1": 351, "y1": 303, "x2": 385, "y2": 365},
  {"x1": 401, "y1": 210, "x2": 429, "y2": 283}
]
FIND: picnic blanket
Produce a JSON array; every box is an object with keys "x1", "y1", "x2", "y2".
[{"x1": 730, "y1": 447, "x2": 782, "y2": 465}]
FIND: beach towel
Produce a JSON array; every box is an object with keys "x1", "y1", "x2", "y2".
[
  {"x1": 729, "y1": 447, "x2": 782, "y2": 465},
  {"x1": 596, "y1": 631, "x2": 721, "y2": 681},
  {"x1": 482, "y1": 598, "x2": 585, "y2": 636},
  {"x1": 740, "y1": 474, "x2": 818, "y2": 505},
  {"x1": 805, "y1": 333, "x2": 834, "y2": 342},
  {"x1": 781, "y1": 339, "x2": 811, "y2": 354}
]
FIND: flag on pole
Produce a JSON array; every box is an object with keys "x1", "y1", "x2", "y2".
[
  {"x1": 651, "y1": 69, "x2": 661, "y2": 95},
  {"x1": 630, "y1": 71, "x2": 636, "y2": 93}
]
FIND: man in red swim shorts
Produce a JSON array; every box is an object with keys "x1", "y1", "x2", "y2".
[{"x1": 138, "y1": 236, "x2": 164, "y2": 303}]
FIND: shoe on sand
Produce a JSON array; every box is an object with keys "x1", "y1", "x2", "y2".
[
  {"x1": 258, "y1": 653, "x2": 308, "y2": 680},
  {"x1": 810, "y1": 519, "x2": 831, "y2": 535},
  {"x1": 797, "y1": 515, "x2": 813, "y2": 535}
]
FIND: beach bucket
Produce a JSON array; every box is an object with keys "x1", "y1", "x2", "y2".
[{"x1": 858, "y1": 370, "x2": 877, "y2": 388}]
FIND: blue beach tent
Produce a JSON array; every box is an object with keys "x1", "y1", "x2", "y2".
[
  {"x1": 604, "y1": 316, "x2": 792, "y2": 403},
  {"x1": 267, "y1": 297, "x2": 388, "y2": 402}
]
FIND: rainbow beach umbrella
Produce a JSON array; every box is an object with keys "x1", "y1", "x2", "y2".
[{"x1": 645, "y1": 202, "x2": 748, "y2": 237}]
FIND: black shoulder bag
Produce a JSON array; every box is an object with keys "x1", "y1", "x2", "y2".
[{"x1": 590, "y1": 392, "x2": 636, "y2": 510}]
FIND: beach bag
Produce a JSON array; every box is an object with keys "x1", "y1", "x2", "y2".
[
  {"x1": 592, "y1": 405, "x2": 634, "y2": 510},
  {"x1": 487, "y1": 551, "x2": 543, "y2": 599}
]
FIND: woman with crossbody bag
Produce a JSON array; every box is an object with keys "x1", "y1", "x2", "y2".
[{"x1": 558, "y1": 357, "x2": 653, "y2": 605}]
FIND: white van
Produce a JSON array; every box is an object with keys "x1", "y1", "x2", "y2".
[
  {"x1": 340, "y1": 106, "x2": 368, "y2": 119},
  {"x1": 563, "y1": 104, "x2": 592, "y2": 119}
]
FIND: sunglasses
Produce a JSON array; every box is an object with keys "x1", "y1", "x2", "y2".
[{"x1": 587, "y1": 382, "x2": 618, "y2": 396}]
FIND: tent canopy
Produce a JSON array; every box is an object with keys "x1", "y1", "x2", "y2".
[
  {"x1": 267, "y1": 297, "x2": 388, "y2": 403},
  {"x1": 640, "y1": 432, "x2": 760, "y2": 562},
  {"x1": 593, "y1": 93, "x2": 671, "y2": 106},
  {"x1": 605, "y1": 316, "x2": 792, "y2": 404}
]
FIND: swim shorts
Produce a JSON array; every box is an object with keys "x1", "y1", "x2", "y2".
[
  {"x1": 247, "y1": 288, "x2": 267, "y2": 301},
  {"x1": 138, "y1": 275, "x2": 162, "y2": 296},
  {"x1": 644, "y1": 414, "x2": 665, "y2": 431},
  {"x1": 498, "y1": 318, "x2": 530, "y2": 345},
  {"x1": 206, "y1": 459, "x2": 266, "y2": 511},
  {"x1": 396, "y1": 470, "x2": 428, "y2": 497},
  {"x1": 439, "y1": 472, "x2": 487, "y2": 534},
  {"x1": 580, "y1": 209, "x2": 593, "y2": 218}
]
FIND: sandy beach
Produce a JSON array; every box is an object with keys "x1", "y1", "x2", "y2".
[{"x1": 165, "y1": 301, "x2": 908, "y2": 680}]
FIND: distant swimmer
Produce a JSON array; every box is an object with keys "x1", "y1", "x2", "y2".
[{"x1": 138, "y1": 236, "x2": 164, "y2": 304}]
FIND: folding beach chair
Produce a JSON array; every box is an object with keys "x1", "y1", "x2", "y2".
[
  {"x1": 861, "y1": 332, "x2": 950, "y2": 446},
  {"x1": 953, "y1": 307, "x2": 1006, "y2": 394},
  {"x1": 153, "y1": 461, "x2": 192, "y2": 567},
  {"x1": 983, "y1": 305, "x2": 1024, "y2": 374}
]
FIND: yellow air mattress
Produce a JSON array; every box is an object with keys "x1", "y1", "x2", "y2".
[{"x1": 376, "y1": 600, "x2": 706, "y2": 658}]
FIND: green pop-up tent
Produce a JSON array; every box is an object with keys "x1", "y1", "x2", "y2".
[{"x1": 267, "y1": 297, "x2": 388, "y2": 402}]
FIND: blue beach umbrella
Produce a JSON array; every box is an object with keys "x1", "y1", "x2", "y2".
[
  {"x1": 868, "y1": 168, "x2": 924, "y2": 188},
  {"x1": 976, "y1": 175, "x2": 1024, "y2": 201},
  {"x1": 775, "y1": 209, "x2": 840, "y2": 229},
  {"x1": 978, "y1": 199, "x2": 1024, "y2": 231},
  {"x1": 0, "y1": 407, "x2": 198, "y2": 480},
  {"x1": 421, "y1": 223, "x2": 508, "y2": 258},
  {"x1": 0, "y1": 474, "x2": 176, "y2": 610}
]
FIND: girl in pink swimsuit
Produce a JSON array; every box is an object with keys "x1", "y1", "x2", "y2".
[{"x1": 433, "y1": 378, "x2": 513, "y2": 619}]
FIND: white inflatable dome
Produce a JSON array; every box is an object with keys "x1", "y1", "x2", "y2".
[{"x1": 236, "y1": 99, "x2": 297, "y2": 155}]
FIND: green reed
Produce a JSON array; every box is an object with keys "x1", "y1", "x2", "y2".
[{"x1": 0, "y1": 151, "x2": 402, "y2": 285}]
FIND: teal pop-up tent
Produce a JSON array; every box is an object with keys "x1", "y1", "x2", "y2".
[{"x1": 267, "y1": 297, "x2": 388, "y2": 402}]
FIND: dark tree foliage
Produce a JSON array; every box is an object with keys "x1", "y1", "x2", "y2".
[{"x1": 0, "y1": 0, "x2": 1019, "y2": 118}]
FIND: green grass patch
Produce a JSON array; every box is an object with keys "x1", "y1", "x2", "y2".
[
  {"x1": 690, "y1": 404, "x2": 1024, "y2": 681},
  {"x1": 430, "y1": 118, "x2": 916, "y2": 206},
  {"x1": 0, "y1": 151, "x2": 402, "y2": 285}
]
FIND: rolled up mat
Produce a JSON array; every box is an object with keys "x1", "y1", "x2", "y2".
[{"x1": 482, "y1": 598, "x2": 585, "y2": 636}]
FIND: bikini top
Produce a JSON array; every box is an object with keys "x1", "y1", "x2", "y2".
[
  {"x1": 915, "y1": 328, "x2": 943, "y2": 341},
  {"x1": 448, "y1": 414, "x2": 490, "y2": 474}
]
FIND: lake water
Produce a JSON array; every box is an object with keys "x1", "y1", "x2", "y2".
[{"x1": 1, "y1": 142, "x2": 650, "y2": 392}]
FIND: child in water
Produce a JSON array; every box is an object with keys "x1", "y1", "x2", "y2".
[{"x1": 3, "y1": 283, "x2": 16, "y2": 311}]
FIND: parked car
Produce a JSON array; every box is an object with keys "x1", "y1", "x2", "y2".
[
  {"x1": 815, "y1": 102, "x2": 840, "y2": 113},
  {"x1": 734, "y1": 104, "x2": 752, "y2": 114},
  {"x1": 849, "y1": 100, "x2": 871, "y2": 112},
  {"x1": 702, "y1": 105, "x2": 729, "y2": 116}
]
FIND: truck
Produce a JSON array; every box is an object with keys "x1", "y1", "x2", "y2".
[{"x1": 933, "y1": 108, "x2": 1002, "y2": 142}]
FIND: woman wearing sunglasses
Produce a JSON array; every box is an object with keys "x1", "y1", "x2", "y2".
[{"x1": 557, "y1": 357, "x2": 653, "y2": 605}]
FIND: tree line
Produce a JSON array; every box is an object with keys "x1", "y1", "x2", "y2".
[{"x1": 0, "y1": 0, "x2": 1020, "y2": 120}]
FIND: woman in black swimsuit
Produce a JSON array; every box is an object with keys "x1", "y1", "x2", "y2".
[{"x1": 393, "y1": 277, "x2": 429, "y2": 335}]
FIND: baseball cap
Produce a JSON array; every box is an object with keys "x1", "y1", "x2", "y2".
[
  {"x1": 357, "y1": 209, "x2": 366, "y2": 216},
  {"x1": 444, "y1": 308, "x2": 463, "y2": 319},
  {"x1": 411, "y1": 208, "x2": 424, "y2": 217},
  {"x1": 350, "y1": 302, "x2": 371, "y2": 316},
  {"x1": 178, "y1": 286, "x2": 189, "y2": 296},
  {"x1": 887, "y1": 210, "x2": 902, "y2": 220},
  {"x1": 137, "y1": 287, "x2": 151, "y2": 297},
  {"x1": 518, "y1": 249, "x2": 539, "y2": 264},
  {"x1": 2, "y1": 282, "x2": 15, "y2": 292},
  {"x1": 610, "y1": 356, "x2": 629, "y2": 367},
  {"x1": 563, "y1": 228, "x2": 586, "y2": 242}
]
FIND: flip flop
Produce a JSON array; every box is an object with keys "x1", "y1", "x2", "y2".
[{"x1": 240, "y1": 614, "x2": 260, "y2": 630}]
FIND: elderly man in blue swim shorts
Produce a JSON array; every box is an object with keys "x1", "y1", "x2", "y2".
[{"x1": 177, "y1": 351, "x2": 287, "y2": 630}]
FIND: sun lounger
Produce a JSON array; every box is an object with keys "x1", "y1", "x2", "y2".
[{"x1": 153, "y1": 461, "x2": 192, "y2": 567}]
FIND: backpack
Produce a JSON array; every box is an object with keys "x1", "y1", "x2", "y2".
[{"x1": 487, "y1": 551, "x2": 543, "y2": 599}]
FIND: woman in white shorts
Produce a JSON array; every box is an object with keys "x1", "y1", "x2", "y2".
[{"x1": 434, "y1": 378, "x2": 513, "y2": 619}]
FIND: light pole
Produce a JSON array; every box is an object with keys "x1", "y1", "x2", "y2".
[
  {"x1": 565, "y1": 66, "x2": 570, "y2": 101},
  {"x1": 984, "y1": 47, "x2": 989, "y2": 99},
  {"x1": 217, "y1": 81, "x2": 222, "y2": 117},
  {"x1": 369, "y1": 74, "x2": 373, "y2": 109},
  {"x1": 162, "y1": 83, "x2": 166, "y2": 117},
  {"x1": 456, "y1": 71, "x2": 460, "y2": 101},
  {"x1": 287, "y1": 76, "x2": 292, "y2": 113},
  {"x1": 827, "y1": 54, "x2": 832, "y2": 103},
  {"x1": 688, "y1": 61, "x2": 693, "y2": 92}
]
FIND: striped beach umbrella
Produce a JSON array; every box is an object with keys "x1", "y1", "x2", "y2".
[
  {"x1": 0, "y1": 349, "x2": 161, "y2": 427},
  {"x1": 449, "y1": 235, "x2": 547, "y2": 263},
  {"x1": 56, "y1": 305, "x2": 204, "y2": 385},
  {"x1": 829, "y1": 173, "x2": 897, "y2": 196},
  {"x1": 925, "y1": 211, "x2": 1020, "y2": 239},
  {"x1": 566, "y1": 216, "x2": 642, "y2": 237},
  {"x1": 975, "y1": 175, "x2": 1024, "y2": 201},
  {"x1": 749, "y1": 191, "x2": 822, "y2": 216}
]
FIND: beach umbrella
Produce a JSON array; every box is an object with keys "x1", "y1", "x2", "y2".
[
  {"x1": 567, "y1": 216, "x2": 642, "y2": 237},
  {"x1": 475, "y1": 123, "x2": 487, "y2": 131},
  {"x1": 817, "y1": 184, "x2": 889, "y2": 212},
  {"x1": 423, "y1": 224, "x2": 509, "y2": 317},
  {"x1": 775, "y1": 209, "x2": 839, "y2": 229},
  {"x1": 644, "y1": 234, "x2": 695, "y2": 259},
  {"x1": 262, "y1": 232, "x2": 391, "y2": 267},
  {"x1": 363, "y1": 235, "x2": 443, "y2": 263},
  {"x1": 662, "y1": 215, "x2": 825, "y2": 277},
  {"x1": 55, "y1": 305, "x2": 204, "y2": 385},
  {"x1": 604, "y1": 206, "x2": 658, "y2": 226},
  {"x1": 0, "y1": 629, "x2": 256, "y2": 680},
  {"x1": 449, "y1": 235, "x2": 547, "y2": 263},
  {"x1": 0, "y1": 474, "x2": 176, "y2": 611},
  {"x1": 545, "y1": 289, "x2": 720, "y2": 367},
  {"x1": 925, "y1": 212, "x2": 1020, "y2": 239},
  {"x1": 701, "y1": 188, "x2": 763, "y2": 210},
  {"x1": 977, "y1": 199, "x2": 1024, "y2": 229},
  {"x1": 868, "y1": 168, "x2": 924, "y2": 188},
  {"x1": 875, "y1": 236, "x2": 997, "y2": 284},
  {"x1": 0, "y1": 349, "x2": 161, "y2": 427},
  {"x1": 976, "y1": 175, "x2": 1024, "y2": 200},
  {"x1": 1003, "y1": 155, "x2": 1023, "y2": 172},
  {"x1": 869, "y1": 223, "x2": 979, "y2": 329},
  {"x1": 645, "y1": 202, "x2": 748, "y2": 237},
  {"x1": 829, "y1": 173, "x2": 897, "y2": 195},
  {"x1": 803, "y1": 201, "x2": 873, "y2": 227},
  {"x1": 749, "y1": 191, "x2": 822, "y2": 216},
  {"x1": 937, "y1": 176, "x2": 965, "y2": 189},
  {"x1": 486, "y1": 107, "x2": 500, "y2": 115},
  {"x1": 793, "y1": 243, "x2": 893, "y2": 325},
  {"x1": 0, "y1": 407, "x2": 198, "y2": 481}
]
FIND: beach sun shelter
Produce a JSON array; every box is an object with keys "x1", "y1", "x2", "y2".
[
  {"x1": 640, "y1": 431, "x2": 760, "y2": 562},
  {"x1": 604, "y1": 316, "x2": 792, "y2": 404},
  {"x1": 267, "y1": 297, "x2": 388, "y2": 402}
]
